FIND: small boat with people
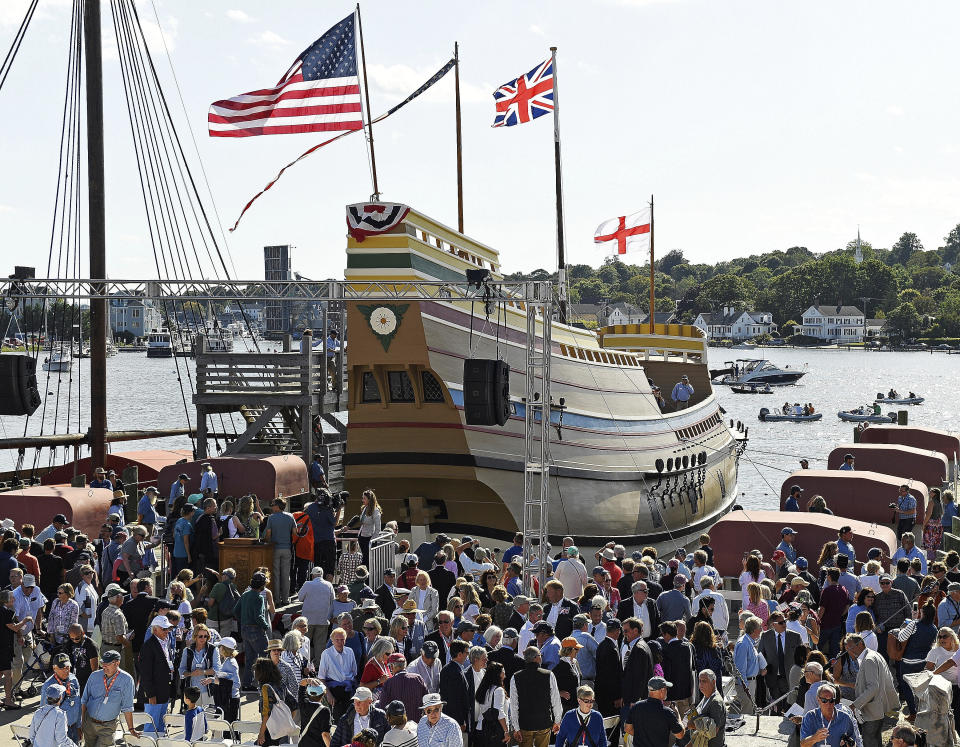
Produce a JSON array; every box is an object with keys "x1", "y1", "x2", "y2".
[
  {"x1": 759, "y1": 407, "x2": 822, "y2": 422},
  {"x1": 838, "y1": 406, "x2": 897, "y2": 423},
  {"x1": 711, "y1": 358, "x2": 806, "y2": 386},
  {"x1": 730, "y1": 382, "x2": 773, "y2": 394},
  {"x1": 42, "y1": 349, "x2": 73, "y2": 372},
  {"x1": 874, "y1": 390, "x2": 924, "y2": 405}
]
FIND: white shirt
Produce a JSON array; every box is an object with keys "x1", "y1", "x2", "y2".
[
  {"x1": 459, "y1": 552, "x2": 494, "y2": 576},
  {"x1": 929, "y1": 647, "x2": 959, "y2": 684},
  {"x1": 738, "y1": 571, "x2": 766, "y2": 605},
  {"x1": 862, "y1": 631, "x2": 878, "y2": 651},
  {"x1": 786, "y1": 619, "x2": 809, "y2": 646},
  {"x1": 317, "y1": 645, "x2": 357, "y2": 683},
  {"x1": 13, "y1": 585, "x2": 45, "y2": 635},
  {"x1": 471, "y1": 667, "x2": 485, "y2": 721},
  {"x1": 858, "y1": 574, "x2": 881, "y2": 593},
  {"x1": 200, "y1": 471, "x2": 218, "y2": 493},
  {"x1": 546, "y1": 604, "x2": 561, "y2": 628},
  {"x1": 509, "y1": 669, "x2": 562, "y2": 731},
  {"x1": 554, "y1": 558, "x2": 588, "y2": 599},
  {"x1": 634, "y1": 599, "x2": 652, "y2": 639},
  {"x1": 693, "y1": 590, "x2": 729, "y2": 633},
  {"x1": 519, "y1": 620, "x2": 537, "y2": 652},
  {"x1": 75, "y1": 582, "x2": 99, "y2": 633},
  {"x1": 589, "y1": 621, "x2": 607, "y2": 643}
]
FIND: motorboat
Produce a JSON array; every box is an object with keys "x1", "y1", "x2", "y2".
[
  {"x1": 874, "y1": 392, "x2": 924, "y2": 405},
  {"x1": 838, "y1": 407, "x2": 896, "y2": 423},
  {"x1": 731, "y1": 383, "x2": 773, "y2": 394},
  {"x1": 146, "y1": 328, "x2": 175, "y2": 358},
  {"x1": 759, "y1": 407, "x2": 822, "y2": 422},
  {"x1": 714, "y1": 359, "x2": 806, "y2": 386},
  {"x1": 42, "y1": 349, "x2": 73, "y2": 372}
]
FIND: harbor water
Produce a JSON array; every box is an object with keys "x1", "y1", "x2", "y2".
[{"x1": 1, "y1": 347, "x2": 957, "y2": 514}]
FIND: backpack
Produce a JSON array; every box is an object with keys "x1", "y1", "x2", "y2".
[
  {"x1": 219, "y1": 582, "x2": 241, "y2": 620},
  {"x1": 217, "y1": 515, "x2": 235, "y2": 540}
]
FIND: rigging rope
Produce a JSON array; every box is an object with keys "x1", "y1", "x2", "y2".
[{"x1": 0, "y1": 0, "x2": 38, "y2": 95}]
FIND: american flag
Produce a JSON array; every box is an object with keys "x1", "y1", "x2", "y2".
[
  {"x1": 492, "y1": 58, "x2": 554, "y2": 128},
  {"x1": 209, "y1": 14, "x2": 364, "y2": 137}
]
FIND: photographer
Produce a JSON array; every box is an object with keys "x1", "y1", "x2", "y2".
[
  {"x1": 799, "y1": 682, "x2": 862, "y2": 747},
  {"x1": 306, "y1": 489, "x2": 344, "y2": 578}
]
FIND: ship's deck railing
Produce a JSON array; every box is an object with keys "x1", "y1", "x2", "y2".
[{"x1": 598, "y1": 322, "x2": 708, "y2": 363}]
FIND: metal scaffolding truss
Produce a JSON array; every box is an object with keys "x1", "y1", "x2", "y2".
[{"x1": 3, "y1": 275, "x2": 554, "y2": 591}]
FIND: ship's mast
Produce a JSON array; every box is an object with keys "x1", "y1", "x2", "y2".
[
  {"x1": 84, "y1": 0, "x2": 108, "y2": 469},
  {"x1": 648, "y1": 194, "x2": 655, "y2": 334}
]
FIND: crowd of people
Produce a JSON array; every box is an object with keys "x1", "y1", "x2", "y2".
[{"x1": 5, "y1": 463, "x2": 944, "y2": 747}]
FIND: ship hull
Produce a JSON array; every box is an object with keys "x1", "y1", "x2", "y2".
[{"x1": 345, "y1": 300, "x2": 740, "y2": 545}]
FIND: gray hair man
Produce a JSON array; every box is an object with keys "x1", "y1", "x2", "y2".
[{"x1": 509, "y1": 647, "x2": 562, "y2": 747}]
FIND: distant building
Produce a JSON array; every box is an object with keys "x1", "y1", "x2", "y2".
[
  {"x1": 109, "y1": 296, "x2": 163, "y2": 338},
  {"x1": 264, "y1": 245, "x2": 293, "y2": 336},
  {"x1": 606, "y1": 302, "x2": 646, "y2": 325},
  {"x1": 694, "y1": 305, "x2": 776, "y2": 341},
  {"x1": 794, "y1": 305, "x2": 865, "y2": 341},
  {"x1": 865, "y1": 318, "x2": 889, "y2": 338}
]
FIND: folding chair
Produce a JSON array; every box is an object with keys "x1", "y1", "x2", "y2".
[
  {"x1": 129, "y1": 712, "x2": 159, "y2": 733},
  {"x1": 163, "y1": 713, "x2": 185, "y2": 736},
  {"x1": 206, "y1": 717, "x2": 235, "y2": 744},
  {"x1": 603, "y1": 714, "x2": 621, "y2": 747},
  {"x1": 232, "y1": 720, "x2": 264, "y2": 747},
  {"x1": 157, "y1": 739, "x2": 192, "y2": 747},
  {"x1": 124, "y1": 735, "x2": 159, "y2": 747},
  {"x1": 11, "y1": 725, "x2": 31, "y2": 746}
]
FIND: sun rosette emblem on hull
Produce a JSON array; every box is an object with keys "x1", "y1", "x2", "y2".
[{"x1": 358, "y1": 304, "x2": 409, "y2": 352}]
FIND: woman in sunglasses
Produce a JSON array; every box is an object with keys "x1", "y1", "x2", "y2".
[
  {"x1": 178, "y1": 623, "x2": 220, "y2": 707},
  {"x1": 555, "y1": 685, "x2": 606, "y2": 747}
]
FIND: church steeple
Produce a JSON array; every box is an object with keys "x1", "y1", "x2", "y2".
[{"x1": 854, "y1": 226, "x2": 863, "y2": 264}]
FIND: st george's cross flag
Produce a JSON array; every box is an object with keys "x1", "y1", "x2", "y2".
[
  {"x1": 209, "y1": 14, "x2": 363, "y2": 137},
  {"x1": 594, "y1": 209, "x2": 652, "y2": 255},
  {"x1": 492, "y1": 58, "x2": 555, "y2": 127}
]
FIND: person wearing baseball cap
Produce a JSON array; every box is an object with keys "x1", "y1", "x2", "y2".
[
  {"x1": 32, "y1": 681, "x2": 72, "y2": 745},
  {"x1": 41, "y1": 652, "x2": 80, "y2": 732},
  {"x1": 777, "y1": 528, "x2": 798, "y2": 563},
  {"x1": 671, "y1": 374, "x2": 694, "y2": 410},
  {"x1": 36, "y1": 514, "x2": 69, "y2": 544},
  {"x1": 784, "y1": 485, "x2": 804, "y2": 512},
  {"x1": 331, "y1": 686, "x2": 388, "y2": 747},
  {"x1": 80, "y1": 648, "x2": 139, "y2": 741},
  {"x1": 840, "y1": 453, "x2": 855, "y2": 471},
  {"x1": 136, "y1": 486, "x2": 159, "y2": 532},
  {"x1": 623, "y1": 675, "x2": 685, "y2": 745},
  {"x1": 379, "y1": 653, "x2": 427, "y2": 728},
  {"x1": 799, "y1": 458, "x2": 809, "y2": 469},
  {"x1": 139, "y1": 615, "x2": 174, "y2": 733},
  {"x1": 409, "y1": 640, "x2": 442, "y2": 694}
]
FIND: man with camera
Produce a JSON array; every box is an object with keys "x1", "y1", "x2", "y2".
[{"x1": 799, "y1": 682, "x2": 862, "y2": 747}]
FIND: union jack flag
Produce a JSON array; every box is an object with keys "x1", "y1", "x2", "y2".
[{"x1": 492, "y1": 58, "x2": 554, "y2": 128}]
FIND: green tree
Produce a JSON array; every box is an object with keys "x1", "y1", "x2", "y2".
[
  {"x1": 692, "y1": 273, "x2": 754, "y2": 312},
  {"x1": 886, "y1": 302, "x2": 923, "y2": 338},
  {"x1": 572, "y1": 278, "x2": 605, "y2": 304},
  {"x1": 888, "y1": 232, "x2": 924, "y2": 266},
  {"x1": 942, "y1": 224, "x2": 960, "y2": 266}
]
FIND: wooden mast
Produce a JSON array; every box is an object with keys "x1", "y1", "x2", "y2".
[
  {"x1": 356, "y1": 4, "x2": 380, "y2": 200},
  {"x1": 84, "y1": 0, "x2": 107, "y2": 469},
  {"x1": 648, "y1": 194, "x2": 655, "y2": 334},
  {"x1": 454, "y1": 42, "x2": 464, "y2": 232},
  {"x1": 551, "y1": 47, "x2": 567, "y2": 324}
]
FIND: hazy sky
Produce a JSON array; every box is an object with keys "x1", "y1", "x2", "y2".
[{"x1": 1, "y1": 0, "x2": 959, "y2": 283}]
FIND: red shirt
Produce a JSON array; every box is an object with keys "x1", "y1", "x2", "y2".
[
  {"x1": 17, "y1": 550, "x2": 40, "y2": 580},
  {"x1": 818, "y1": 583, "x2": 850, "y2": 628},
  {"x1": 602, "y1": 559, "x2": 623, "y2": 586}
]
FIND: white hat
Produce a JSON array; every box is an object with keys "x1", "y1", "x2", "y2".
[
  {"x1": 310, "y1": 566, "x2": 324, "y2": 577},
  {"x1": 150, "y1": 615, "x2": 172, "y2": 629},
  {"x1": 422, "y1": 692, "x2": 446, "y2": 708},
  {"x1": 601, "y1": 548, "x2": 616, "y2": 561},
  {"x1": 352, "y1": 687, "x2": 374, "y2": 701},
  {"x1": 0, "y1": 519, "x2": 14, "y2": 530},
  {"x1": 22, "y1": 574, "x2": 36, "y2": 586},
  {"x1": 219, "y1": 636, "x2": 238, "y2": 650}
]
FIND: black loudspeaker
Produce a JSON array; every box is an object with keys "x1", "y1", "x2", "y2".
[
  {"x1": 463, "y1": 358, "x2": 510, "y2": 426},
  {"x1": 0, "y1": 354, "x2": 41, "y2": 416}
]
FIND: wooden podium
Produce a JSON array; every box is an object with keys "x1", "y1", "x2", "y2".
[{"x1": 219, "y1": 538, "x2": 273, "y2": 593}]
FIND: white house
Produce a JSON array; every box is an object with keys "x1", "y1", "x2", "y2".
[
  {"x1": 794, "y1": 305, "x2": 865, "y2": 342},
  {"x1": 694, "y1": 305, "x2": 777, "y2": 341},
  {"x1": 606, "y1": 302, "x2": 646, "y2": 325}
]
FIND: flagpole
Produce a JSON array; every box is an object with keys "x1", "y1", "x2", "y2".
[
  {"x1": 454, "y1": 41, "x2": 464, "y2": 232},
  {"x1": 551, "y1": 47, "x2": 567, "y2": 324},
  {"x1": 649, "y1": 194, "x2": 655, "y2": 334},
  {"x1": 356, "y1": 4, "x2": 380, "y2": 200}
]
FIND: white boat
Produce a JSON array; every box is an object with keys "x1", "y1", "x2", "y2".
[
  {"x1": 838, "y1": 408, "x2": 896, "y2": 423},
  {"x1": 146, "y1": 328, "x2": 174, "y2": 358},
  {"x1": 42, "y1": 349, "x2": 73, "y2": 372},
  {"x1": 874, "y1": 393, "x2": 924, "y2": 405},
  {"x1": 713, "y1": 358, "x2": 806, "y2": 386}
]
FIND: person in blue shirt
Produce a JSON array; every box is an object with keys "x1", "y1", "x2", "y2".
[
  {"x1": 533, "y1": 622, "x2": 561, "y2": 669},
  {"x1": 670, "y1": 375, "x2": 694, "y2": 410},
  {"x1": 182, "y1": 685, "x2": 208, "y2": 741},
  {"x1": 891, "y1": 532, "x2": 927, "y2": 575},
  {"x1": 839, "y1": 453, "x2": 855, "y2": 470},
  {"x1": 172, "y1": 504, "x2": 196, "y2": 575},
  {"x1": 556, "y1": 684, "x2": 606, "y2": 747},
  {"x1": 892, "y1": 485, "x2": 918, "y2": 538},
  {"x1": 89, "y1": 467, "x2": 113, "y2": 491},
  {"x1": 309, "y1": 454, "x2": 327, "y2": 490},
  {"x1": 799, "y1": 682, "x2": 862, "y2": 746},
  {"x1": 733, "y1": 617, "x2": 765, "y2": 714},
  {"x1": 79, "y1": 649, "x2": 139, "y2": 741},
  {"x1": 943, "y1": 491, "x2": 959, "y2": 531},
  {"x1": 41, "y1": 653, "x2": 81, "y2": 740},
  {"x1": 136, "y1": 487, "x2": 159, "y2": 532},
  {"x1": 502, "y1": 533, "x2": 524, "y2": 565},
  {"x1": 836, "y1": 526, "x2": 856, "y2": 566},
  {"x1": 784, "y1": 485, "x2": 803, "y2": 512},
  {"x1": 777, "y1": 527, "x2": 798, "y2": 563},
  {"x1": 199, "y1": 463, "x2": 218, "y2": 495},
  {"x1": 170, "y1": 473, "x2": 189, "y2": 503}
]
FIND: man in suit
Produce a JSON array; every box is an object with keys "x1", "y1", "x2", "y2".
[
  {"x1": 428, "y1": 553, "x2": 456, "y2": 605},
  {"x1": 594, "y1": 619, "x2": 623, "y2": 717},
  {"x1": 374, "y1": 568, "x2": 399, "y2": 618},
  {"x1": 620, "y1": 617, "x2": 654, "y2": 709},
  {"x1": 425, "y1": 611, "x2": 456, "y2": 666},
  {"x1": 138, "y1": 615, "x2": 174, "y2": 734},
  {"x1": 542, "y1": 580, "x2": 577, "y2": 639},
  {"x1": 658, "y1": 621, "x2": 696, "y2": 715},
  {"x1": 757, "y1": 611, "x2": 802, "y2": 712},
  {"x1": 616, "y1": 581, "x2": 661, "y2": 641},
  {"x1": 489, "y1": 628, "x2": 524, "y2": 693},
  {"x1": 508, "y1": 595, "x2": 529, "y2": 633},
  {"x1": 438, "y1": 639, "x2": 472, "y2": 733},
  {"x1": 848, "y1": 634, "x2": 898, "y2": 747},
  {"x1": 121, "y1": 579, "x2": 159, "y2": 654}
]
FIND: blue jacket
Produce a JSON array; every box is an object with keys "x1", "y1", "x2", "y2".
[{"x1": 556, "y1": 708, "x2": 607, "y2": 747}]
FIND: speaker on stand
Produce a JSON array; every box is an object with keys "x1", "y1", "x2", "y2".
[{"x1": 463, "y1": 358, "x2": 510, "y2": 426}]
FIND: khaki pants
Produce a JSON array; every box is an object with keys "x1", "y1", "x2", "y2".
[
  {"x1": 520, "y1": 728, "x2": 551, "y2": 747},
  {"x1": 735, "y1": 678, "x2": 757, "y2": 715},
  {"x1": 308, "y1": 624, "x2": 329, "y2": 666},
  {"x1": 12, "y1": 633, "x2": 34, "y2": 684},
  {"x1": 82, "y1": 713, "x2": 118, "y2": 747}
]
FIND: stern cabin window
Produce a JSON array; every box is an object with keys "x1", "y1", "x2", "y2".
[
  {"x1": 421, "y1": 371, "x2": 445, "y2": 402},
  {"x1": 361, "y1": 372, "x2": 381, "y2": 403},
  {"x1": 388, "y1": 371, "x2": 416, "y2": 402}
]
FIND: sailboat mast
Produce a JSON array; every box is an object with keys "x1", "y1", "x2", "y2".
[
  {"x1": 84, "y1": 0, "x2": 107, "y2": 469},
  {"x1": 648, "y1": 194, "x2": 655, "y2": 334}
]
